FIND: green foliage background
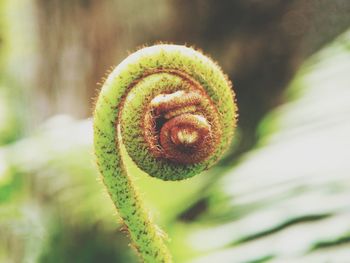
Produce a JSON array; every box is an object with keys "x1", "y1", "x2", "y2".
[{"x1": 0, "y1": 1, "x2": 350, "y2": 262}]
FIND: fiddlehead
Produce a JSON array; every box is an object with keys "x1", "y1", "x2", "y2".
[{"x1": 93, "y1": 44, "x2": 237, "y2": 262}]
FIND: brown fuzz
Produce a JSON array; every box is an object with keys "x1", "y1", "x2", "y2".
[{"x1": 143, "y1": 89, "x2": 221, "y2": 164}]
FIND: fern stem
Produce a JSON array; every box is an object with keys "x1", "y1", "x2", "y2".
[{"x1": 93, "y1": 44, "x2": 237, "y2": 262}]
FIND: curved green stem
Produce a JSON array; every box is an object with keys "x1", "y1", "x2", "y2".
[{"x1": 93, "y1": 44, "x2": 237, "y2": 262}]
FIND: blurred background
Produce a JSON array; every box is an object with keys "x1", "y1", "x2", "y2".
[{"x1": 1, "y1": 0, "x2": 350, "y2": 262}]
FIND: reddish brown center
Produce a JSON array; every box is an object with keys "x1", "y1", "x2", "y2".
[
  {"x1": 143, "y1": 89, "x2": 220, "y2": 164},
  {"x1": 164, "y1": 114, "x2": 211, "y2": 149}
]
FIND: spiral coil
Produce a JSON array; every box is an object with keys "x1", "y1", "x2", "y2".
[{"x1": 94, "y1": 44, "x2": 237, "y2": 262}]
